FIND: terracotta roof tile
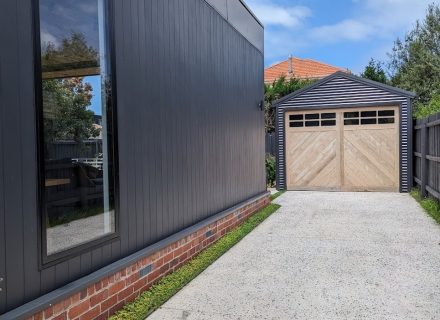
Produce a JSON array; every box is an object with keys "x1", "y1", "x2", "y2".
[{"x1": 264, "y1": 57, "x2": 350, "y2": 84}]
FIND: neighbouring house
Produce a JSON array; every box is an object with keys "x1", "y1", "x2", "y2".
[
  {"x1": 0, "y1": 1, "x2": 267, "y2": 319},
  {"x1": 264, "y1": 56, "x2": 349, "y2": 84}
]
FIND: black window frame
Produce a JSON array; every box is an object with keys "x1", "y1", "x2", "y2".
[{"x1": 33, "y1": 0, "x2": 120, "y2": 268}]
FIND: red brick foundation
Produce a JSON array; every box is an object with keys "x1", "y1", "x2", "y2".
[{"x1": 27, "y1": 194, "x2": 269, "y2": 320}]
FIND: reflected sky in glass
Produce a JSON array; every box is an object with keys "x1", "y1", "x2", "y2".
[
  {"x1": 40, "y1": 0, "x2": 101, "y2": 116},
  {"x1": 40, "y1": 0, "x2": 99, "y2": 51},
  {"x1": 85, "y1": 76, "x2": 102, "y2": 116}
]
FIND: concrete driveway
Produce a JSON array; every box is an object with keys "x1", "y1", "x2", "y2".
[{"x1": 149, "y1": 192, "x2": 440, "y2": 320}]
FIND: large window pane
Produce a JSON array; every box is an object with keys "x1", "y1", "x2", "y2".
[{"x1": 39, "y1": 0, "x2": 116, "y2": 256}]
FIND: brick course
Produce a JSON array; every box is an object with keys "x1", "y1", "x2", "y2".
[{"x1": 27, "y1": 195, "x2": 269, "y2": 320}]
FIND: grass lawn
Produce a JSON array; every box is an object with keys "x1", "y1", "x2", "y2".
[
  {"x1": 410, "y1": 188, "x2": 440, "y2": 224},
  {"x1": 110, "y1": 202, "x2": 281, "y2": 320}
]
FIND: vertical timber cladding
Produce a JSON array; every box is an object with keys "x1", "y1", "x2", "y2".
[
  {"x1": 285, "y1": 107, "x2": 400, "y2": 191},
  {"x1": 276, "y1": 72, "x2": 415, "y2": 192}
]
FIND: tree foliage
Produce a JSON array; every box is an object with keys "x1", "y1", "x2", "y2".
[
  {"x1": 388, "y1": 3, "x2": 440, "y2": 111},
  {"x1": 264, "y1": 76, "x2": 314, "y2": 133},
  {"x1": 413, "y1": 93, "x2": 440, "y2": 119},
  {"x1": 42, "y1": 32, "x2": 99, "y2": 72},
  {"x1": 41, "y1": 32, "x2": 100, "y2": 144},
  {"x1": 360, "y1": 58, "x2": 388, "y2": 84},
  {"x1": 265, "y1": 154, "x2": 276, "y2": 187},
  {"x1": 43, "y1": 77, "x2": 100, "y2": 144}
]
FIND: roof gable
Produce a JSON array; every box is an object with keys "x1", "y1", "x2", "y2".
[{"x1": 273, "y1": 71, "x2": 416, "y2": 107}]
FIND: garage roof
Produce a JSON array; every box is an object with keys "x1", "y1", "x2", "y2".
[{"x1": 273, "y1": 71, "x2": 416, "y2": 107}]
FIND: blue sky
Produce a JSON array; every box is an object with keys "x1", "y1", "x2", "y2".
[
  {"x1": 85, "y1": 75, "x2": 102, "y2": 116},
  {"x1": 245, "y1": 0, "x2": 436, "y2": 73}
]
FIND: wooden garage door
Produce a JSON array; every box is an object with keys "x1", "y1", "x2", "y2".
[{"x1": 285, "y1": 107, "x2": 399, "y2": 192}]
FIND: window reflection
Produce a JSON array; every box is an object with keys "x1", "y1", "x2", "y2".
[{"x1": 39, "y1": 0, "x2": 115, "y2": 256}]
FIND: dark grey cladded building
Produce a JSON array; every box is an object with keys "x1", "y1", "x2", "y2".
[{"x1": 0, "y1": 0, "x2": 265, "y2": 318}]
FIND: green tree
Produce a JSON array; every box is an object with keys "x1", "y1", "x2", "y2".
[
  {"x1": 414, "y1": 93, "x2": 440, "y2": 119},
  {"x1": 42, "y1": 32, "x2": 99, "y2": 72},
  {"x1": 360, "y1": 59, "x2": 388, "y2": 84},
  {"x1": 264, "y1": 76, "x2": 314, "y2": 133},
  {"x1": 41, "y1": 32, "x2": 100, "y2": 145},
  {"x1": 43, "y1": 77, "x2": 99, "y2": 144},
  {"x1": 389, "y1": 3, "x2": 440, "y2": 109}
]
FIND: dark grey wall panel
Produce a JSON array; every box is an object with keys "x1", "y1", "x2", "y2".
[
  {"x1": 0, "y1": 0, "x2": 38, "y2": 312},
  {"x1": 226, "y1": 0, "x2": 264, "y2": 52},
  {"x1": 276, "y1": 73, "x2": 412, "y2": 192},
  {"x1": 206, "y1": 0, "x2": 228, "y2": 18},
  {"x1": 205, "y1": 0, "x2": 264, "y2": 52},
  {"x1": 0, "y1": 0, "x2": 6, "y2": 312},
  {"x1": 114, "y1": 0, "x2": 265, "y2": 253},
  {"x1": 0, "y1": 0, "x2": 264, "y2": 314}
]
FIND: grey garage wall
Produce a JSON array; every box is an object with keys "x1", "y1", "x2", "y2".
[
  {"x1": 0, "y1": 0, "x2": 265, "y2": 314},
  {"x1": 275, "y1": 72, "x2": 414, "y2": 192}
]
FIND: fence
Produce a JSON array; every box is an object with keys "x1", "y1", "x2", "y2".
[
  {"x1": 413, "y1": 112, "x2": 440, "y2": 201},
  {"x1": 48, "y1": 139, "x2": 102, "y2": 159},
  {"x1": 265, "y1": 132, "x2": 276, "y2": 157}
]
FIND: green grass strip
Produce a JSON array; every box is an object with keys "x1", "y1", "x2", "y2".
[
  {"x1": 410, "y1": 188, "x2": 440, "y2": 224},
  {"x1": 110, "y1": 203, "x2": 281, "y2": 320},
  {"x1": 270, "y1": 190, "x2": 285, "y2": 201}
]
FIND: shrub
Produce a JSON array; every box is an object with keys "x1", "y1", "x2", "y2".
[
  {"x1": 265, "y1": 154, "x2": 276, "y2": 187},
  {"x1": 414, "y1": 93, "x2": 440, "y2": 119},
  {"x1": 264, "y1": 76, "x2": 314, "y2": 133}
]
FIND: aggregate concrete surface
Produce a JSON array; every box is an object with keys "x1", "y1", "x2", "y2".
[{"x1": 149, "y1": 192, "x2": 440, "y2": 320}]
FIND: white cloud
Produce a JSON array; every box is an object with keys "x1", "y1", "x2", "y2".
[
  {"x1": 41, "y1": 30, "x2": 59, "y2": 47},
  {"x1": 247, "y1": 0, "x2": 311, "y2": 27},
  {"x1": 263, "y1": 28, "x2": 309, "y2": 61},
  {"x1": 246, "y1": 0, "x2": 436, "y2": 68},
  {"x1": 311, "y1": 19, "x2": 373, "y2": 42},
  {"x1": 309, "y1": 0, "x2": 433, "y2": 43},
  {"x1": 79, "y1": 3, "x2": 97, "y2": 14}
]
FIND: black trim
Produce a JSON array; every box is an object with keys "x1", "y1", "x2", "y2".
[
  {"x1": 33, "y1": 0, "x2": 120, "y2": 268},
  {"x1": 275, "y1": 105, "x2": 280, "y2": 190},
  {"x1": 407, "y1": 98, "x2": 414, "y2": 190},
  {"x1": 272, "y1": 71, "x2": 416, "y2": 107},
  {"x1": 108, "y1": 0, "x2": 121, "y2": 254},
  {"x1": 399, "y1": 101, "x2": 403, "y2": 192},
  {"x1": 31, "y1": 0, "x2": 45, "y2": 272},
  {"x1": 0, "y1": 191, "x2": 269, "y2": 320},
  {"x1": 283, "y1": 110, "x2": 287, "y2": 190}
]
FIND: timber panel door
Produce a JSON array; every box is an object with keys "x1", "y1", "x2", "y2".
[
  {"x1": 285, "y1": 106, "x2": 399, "y2": 192},
  {"x1": 342, "y1": 107, "x2": 399, "y2": 191},
  {"x1": 285, "y1": 110, "x2": 340, "y2": 190}
]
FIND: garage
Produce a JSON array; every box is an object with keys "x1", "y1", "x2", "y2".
[{"x1": 274, "y1": 72, "x2": 415, "y2": 192}]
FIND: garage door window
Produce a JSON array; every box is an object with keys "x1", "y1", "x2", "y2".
[
  {"x1": 344, "y1": 109, "x2": 395, "y2": 126},
  {"x1": 289, "y1": 112, "x2": 336, "y2": 128}
]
